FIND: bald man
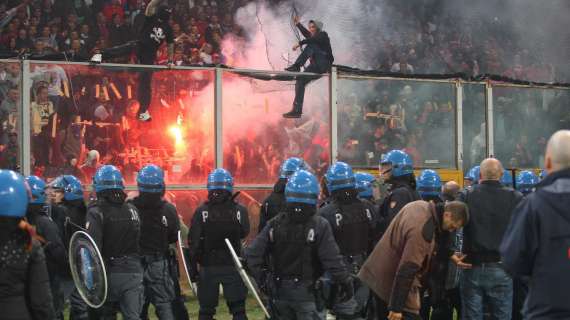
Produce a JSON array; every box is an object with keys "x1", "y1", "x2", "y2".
[
  {"x1": 441, "y1": 181, "x2": 461, "y2": 202},
  {"x1": 501, "y1": 130, "x2": 570, "y2": 320},
  {"x1": 454, "y1": 158, "x2": 522, "y2": 320}
]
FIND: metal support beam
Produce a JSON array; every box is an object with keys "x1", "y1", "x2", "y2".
[
  {"x1": 214, "y1": 68, "x2": 223, "y2": 168},
  {"x1": 329, "y1": 67, "x2": 338, "y2": 161},
  {"x1": 485, "y1": 82, "x2": 494, "y2": 157},
  {"x1": 455, "y1": 81, "x2": 464, "y2": 171},
  {"x1": 21, "y1": 60, "x2": 31, "y2": 176}
]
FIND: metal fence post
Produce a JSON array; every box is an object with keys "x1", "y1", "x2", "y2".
[
  {"x1": 21, "y1": 60, "x2": 31, "y2": 176},
  {"x1": 485, "y1": 82, "x2": 494, "y2": 157},
  {"x1": 214, "y1": 68, "x2": 223, "y2": 168},
  {"x1": 329, "y1": 66, "x2": 338, "y2": 162},
  {"x1": 455, "y1": 80, "x2": 464, "y2": 172}
]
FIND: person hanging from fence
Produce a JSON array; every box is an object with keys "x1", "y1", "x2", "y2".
[{"x1": 283, "y1": 16, "x2": 334, "y2": 119}]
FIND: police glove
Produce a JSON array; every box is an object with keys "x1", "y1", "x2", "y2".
[{"x1": 336, "y1": 277, "x2": 355, "y2": 303}]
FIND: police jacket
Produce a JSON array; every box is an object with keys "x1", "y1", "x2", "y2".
[
  {"x1": 318, "y1": 190, "x2": 376, "y2": 258},
  {"x1": 0, "y1": 228, "x2": 55, "y2": 320},
  {"x1": 27, "y1": 204, "x2": 67, "y2": 276},
  {"x1": 246, "y1": 210, "x2": 348, "y2": 285},
  {"x1": 131, "y1": 195, "x2": 179, "y2": 256},
  {"x1": 86, "y1": 195, "x2": 142, "y2": 273},
  {"x1": 501, "y1": 168, "x2": 570, "y2": 319},
  {"x1": 61, "y1": 200, "x2": 87, "y2": 246},
  {"x1": 258, "y1": 179, "x2": 287, "y2": 233},
  {"x1": 379, "y1": 177, "x2": 421, "y2": 233},
  {"x1": 459, "y1": 180, "x2": 522, "y2": 264},
  {"x1": 188, "y1": 199, "x2": 249, "y2": 267}
]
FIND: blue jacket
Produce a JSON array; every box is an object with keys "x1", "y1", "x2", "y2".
[{"x1": 501, "y1": 168, "x2": 570, "y2": 320}]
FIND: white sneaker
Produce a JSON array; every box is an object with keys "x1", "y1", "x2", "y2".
[{"x1": 138, "y1": 111, "x2": 152, "y2": 121}]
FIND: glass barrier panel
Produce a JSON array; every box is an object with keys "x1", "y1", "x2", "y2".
[
  {"x1": 337, "y1": 77, "x2": 457, "y2": 169},
  {"x1": 222, "y1": 70, "x2": 330, "y2": 184},
  {"x1": 492, "y1": 86, "x2": 570, "y2": 169},
  {"x1": 462, "y1": 84, "x2": 487, "y2": 172},
  {"x1": 0, "y1": 60, "x2": 21, "y2": 171},
  {"x1": 27, "y1": 63, "x2": 214, "y2": 184}
]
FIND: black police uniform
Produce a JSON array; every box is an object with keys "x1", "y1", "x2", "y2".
[
  {"x1": 0, "y1": 221, "x2": 55, "y2": 320},
  {"x1": 319, "y1": 189, "x2": 375, "y2": 319},
  {"x1": 86, "y1": 193, "x2": 144, "y2": 320},
  {"x1": 131, "y1": 194, "x2": 179, "y2": 320},
  {"x1": 258, "y1": 179, "x2": 287, "y2": 233},
  {"x1": 246, "y1": 205, "x2": 351, "y2": 320},
  {"x1": 26, "y1": 204, "x2": 67, "y2": 318},
  {"x1": 137, "y1": 10, "x2": 174, "y2": 115},
  {"x1": 188, "y1": 195, "x2": 250, "y2": 320},
  {"x1": 378, "y1": 178, "x2": 420, "y2": 234}
]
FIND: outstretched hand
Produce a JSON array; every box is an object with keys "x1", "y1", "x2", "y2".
[
  {"x1": 293, "y1": 16, "x2": 300, "y2": 25},
  {"x1": 452, "y1": 253, "x2": 473, "y2": 269},
  {"x1": 292, "y1": 43, "x2": 300, "y2": 51}
]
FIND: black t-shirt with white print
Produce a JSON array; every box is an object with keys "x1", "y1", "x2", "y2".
[{"x1": 138, "y1": 15, "x2": 174, "y2": 59}]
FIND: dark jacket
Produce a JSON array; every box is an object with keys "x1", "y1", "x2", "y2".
[
  {"x1": 26, "y1": 205, "x2": 67, "y2": 276},
  {"x1": 379, "y1": 178, "x2": 421, "y2": 234},
  {"x1": 501, "y1": 168, "x2": 570, "y2": 319},
  {"x1": 297, "y1": 23, "x2": 334, "y2": 65},
  {"x1": 258, "y1": 179, "x2": 287, "y2": 233},
  {"x1": 359, "y1": 201, "x2": 440, "y2": 314},
  {"x1": 131, "y1": 195, "x2": 179, "y2": 255},
  {"x1": 460, "y1": 180, "x2": 522, "y2": 264},
  {"x1": 0, "y1": 228, "x2": 55, "y2": 320}
]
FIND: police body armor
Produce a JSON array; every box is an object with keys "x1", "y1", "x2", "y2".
[
  {"x1": 330, "y1": 201, "x2": 371, "y2": 261},
  {"x1": 200, "y1": 202, "x2": 243, "y2": 266},
  {"x1": 268, "y1": 213, "x2": 319, "y2": 282},
  {"x1": 137, "y1": 200, "x2": 171, "y2": 255},
  {"x1": 95, "y1": 201, "x2": 140, "y2": 260},
  {"x1": 264, "y1": 193, "x2": 286, "y2": 224}
]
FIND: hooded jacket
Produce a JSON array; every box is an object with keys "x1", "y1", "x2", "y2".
[{"x1": 501, "y1": 168, "x2": 570, "y2": 319}]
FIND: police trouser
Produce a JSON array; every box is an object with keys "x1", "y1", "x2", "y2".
[
  {"x1": 141, "y1": 255, "x2": 176, "y2": 320},
  {"x1": 101, "y1": 257, "x2": 145, "y2": 320},
  {"x1": 291, "y1": 44, "x2": 331, "y2": 113},
  {"x1": 197, "y1": 265, "x2": 248, "y2": 320},
  {"x1": 60, "y1": 277, "x2": 90, "y2": 320},
  {"x1": 137, "y1": 45, "x2": 156, "y2": 116},
  {"x1": 272, "y1": 279, "x2": 321, "y2": 320}
]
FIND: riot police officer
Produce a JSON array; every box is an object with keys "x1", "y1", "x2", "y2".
[
  {"x1": 188, "y1": 168, "x2": 250, "y2": 320},
  {"x1": 131, "y1": 164, "x2": 179, "y2": 320},
  {"x1": 0, "y1": 170, "x2": 55, "y2": 320},
  {"x1": 354, "y1": 172, "x2": 377, "y2": 204},
  {"x1": 86, "y1": 165, "x2": 144, "y2": 320},
  {"x1": 417, "y1": 169, "x2": 443, "y2": 203},
  {"x1": 49, "y1": 175, "x2": 90, "y2": 320},
  {"x1": 515, "y1": 170, "x2": 539, "y2": 196},
  {"x1": 501, "y1": 169, "x2": 515, "y2": 188},
  {"x1": 246, "y1": 169, "x2": 353, "y2": 319},
  {"x1": 25, "y1": 176, "x2": 67, "y2": 319},
  {"x1": 258, "y1": 157, "x2": 306, "y2": 233},
  {"x1": 319, "y1": 162, "x2": 374, "y2": 319},
  {"x1": 378, "y1": 150, "x2": 420, "y2": 232},
  {"x1": 463, "y1": 166, "x2": 480, "y2": 188}
]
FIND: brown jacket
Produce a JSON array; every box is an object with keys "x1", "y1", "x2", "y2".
[{"x1": 358, "y1": 200, "x2": 439, "y2": 314}]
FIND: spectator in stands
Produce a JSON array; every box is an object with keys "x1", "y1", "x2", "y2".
[
  {"x1": 200, "y1": 43, "x2": 213, "y2": 64},
  {"x1": 391, "y1": 55, "x2": 415, "y2": 73},
  {"x1": 31, "y1": 85, "x2": 55, "y2": 166},
  {"x1": 103, "y1": 0, "x2": 125, "y2": 22},
  {"x1": 15, "y1": 28, "x2": 33, "y2": 52},
  {"x1": 0, "y1": 85, "x2": 18, "y2": 143}
]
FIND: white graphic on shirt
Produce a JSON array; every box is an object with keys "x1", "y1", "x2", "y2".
[{"x1": 150, "y1": 27, "x2": 165, "y2": 44}]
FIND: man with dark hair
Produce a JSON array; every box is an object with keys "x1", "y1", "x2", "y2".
[
  {"x1": 456, "y1": 158, "x2": 522, "y2": 320},
  {"x1": 283, "y1": 16, "x2": 333, "y2": 118},
  {"x1": 359, "y1": 200, "x2": 468, "y2": 320}
]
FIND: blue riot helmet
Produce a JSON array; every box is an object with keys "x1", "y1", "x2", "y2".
[
  {"x1": 207, "y1": 168, "x2": 234, "y2": 193},
  {"x1": 137, "y1": 164, "x2": 165, "y2": 193},
  {"x1": 380, "y1": 150, "x2": 414, "y2": 177},
  {"x1": 26, "y1": 176, "x2": 46, "y2": 205},
  {"x1": 49, "y1": 176, "x2": 66, "y2": 190},
  {"x1": 465, "y1": 166, "x2": 481, "y2": 185},
  {"x1": 516, "y1": 170, "x2": 539, "y2": 195},
  {"x1": 279, "y1": 157, "x2": 306, "y2": 179},
  {"x1": 325, "y1": 162, "x2": 356, "y2": 192},
  {"x1": 285, "y1": 170, "x2": 320, "y2": 205},
  {"x1": 354, "y1": 172, "x2": 375, "y2": 199},
  {"x1": 417, "y1": 169, "x2": 442, "y2": 198},
  {"x1": 0, "y1": 170, "x2": 29, "y2": 218},
  {"x1": 501, "y1": 170, "x2": 514, "y2": 188},
  {"x1": 62, "y1": 175, "x2": 84, "y2": 201},
  {"x1": 93, "y1": 165, "x2": 124, "y2": 193}
]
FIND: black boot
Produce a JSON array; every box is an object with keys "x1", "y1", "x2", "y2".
[
  {"x1": 285, "y1": 64, "x2": 301, "y2": 72},
  {"x1": 283, "y1": 110, "x2": 302, "y2": 118}
]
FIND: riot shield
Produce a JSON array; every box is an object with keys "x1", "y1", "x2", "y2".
[
  {"x1": 225, "y1": 238, "x2": 271, "y2": 318},
  {"x1": 177, "y1": 230, "x2": 197, "y2": 296},
  {"x1": 68, "y1": 231, "x2": 108, "y2": 308}
]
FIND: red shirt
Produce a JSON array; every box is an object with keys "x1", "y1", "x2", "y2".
[{"x1": 102, "y1": 4, "x2": 125, "y2": 21}]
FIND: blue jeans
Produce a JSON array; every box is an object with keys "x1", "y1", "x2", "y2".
[{"x1": 460, "y1": 264, "x2": 513, "y2": 320}]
